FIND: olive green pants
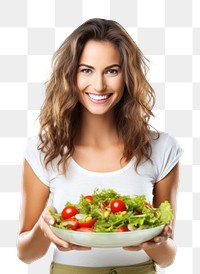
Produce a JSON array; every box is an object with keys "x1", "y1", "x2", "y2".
[{"x1": 50, "y1": 260, "x2": 157, "y2": 274}]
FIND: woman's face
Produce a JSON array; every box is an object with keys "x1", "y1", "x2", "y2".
[{"x1": 76, "y1": 40, "x2": 125, "y2": 116}]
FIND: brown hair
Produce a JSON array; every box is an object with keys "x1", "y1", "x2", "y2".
[{"x1": 38, "y1": 18, "x2": 158, "y2": 173}]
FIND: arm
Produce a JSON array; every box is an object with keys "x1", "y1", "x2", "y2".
[
  {"x1": 17, "y1": 160, "x2": 90, "y2": 264},
  {"x1": 123, "y1": 163, "x2": 180, "y2": 268},
  {"x1": 17, "y1": 159, "x2": 51, "y2": 263},
  {"x1": 144, "y1": 162, "x2": 180, "y2": 267}
]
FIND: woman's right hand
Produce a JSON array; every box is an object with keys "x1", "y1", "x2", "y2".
[{"x1": 39, "y1": 206, "x2": 91, "y2": 251}]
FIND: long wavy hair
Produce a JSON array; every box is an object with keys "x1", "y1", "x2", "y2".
[{"x1": 38, "y1": 18, "x2": 158, "y2": 173}]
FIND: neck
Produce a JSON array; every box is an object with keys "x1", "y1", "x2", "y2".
[{"x1": 75, "y1": 108, "x2": 120, "y2": 146}]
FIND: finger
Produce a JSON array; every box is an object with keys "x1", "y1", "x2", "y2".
[
  {"x1": 42, "y1": 221, "x2": 70, "y2": 248},
  {"x1": 154, "y1": 235, "x2": 168, "y2": 243},
  {"x1": 164, "y1": 224, "x2": 170, "y2": 232},
  {"x1": 162, "y1": 226, "x2": 172, "y2": 239},
  {"x1": 41, "y1": 207, "x2": 92, "y2": 251},
  {"x1": 40, "y1": 214, "x2": 54, "y2": 233},
  {"x1": 152, "y1": 225, "x2": 172, "y2": 242},
  {"x1": 56, "y1": 244, "x2": 91, "y2": 252},
  {"x1": 56, "y1": 245, "x2": 71, "y2": 251},
  {"x1": 42, "y1": 207, "x2": 56, "y2": 226},
  {"x1": 164, "y1": 225, "x2": 173, "y2": 237},
  {"x1": 70, "y1": 244, "x2": 91, "y2": 250},
  {"x1": 47, "y1": 228, "x2": 91, "y2": 250},
  {"x1": 123, "y1": 245, "x2": 142, "y2": 251},
  {"x1": 41, "y1": 214, "x2": 54, "y2": 227},
  {"x1": 140, "y1": 241, "x2": 160, "y2": 250},
  {"x1": 163, "y1": 224, "x2": 173, "y2": 235},
  {"x1": 153, "y1": 229, "x2": 172, "y2": 243}
]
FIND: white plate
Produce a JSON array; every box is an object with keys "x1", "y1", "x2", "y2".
[{"x1": 51, "y1": 225, "x2": 164, "y2": 248}]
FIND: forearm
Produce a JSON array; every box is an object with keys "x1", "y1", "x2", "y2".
[
  {"x1": 145, "y1": 238, "x2": 177, "y2": 268},
  {"x1": 17, "y1": 221, "x2": 51, "y2": 264}
]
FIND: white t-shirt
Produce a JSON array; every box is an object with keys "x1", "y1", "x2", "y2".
[{"x1": 24, "y1": 131, "x2": 183, "y2": 267}]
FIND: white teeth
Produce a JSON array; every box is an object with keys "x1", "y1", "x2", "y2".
[{"x1": 88, "y1": 94, "x2": 109, "y2": 101}]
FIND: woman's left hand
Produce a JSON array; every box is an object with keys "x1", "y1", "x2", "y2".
[{"x1": 123, "y1": 225, "x2": 172, "y2": 251}]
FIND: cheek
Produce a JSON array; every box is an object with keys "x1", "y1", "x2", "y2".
[
  {"x1": 77, "y1": 79, "x2": 90, "y2": 91},
  {"x1": 77, "y1": 76, "x2": 86, "y2": 90},
  {"x1": 111, "y1": 78, "x2": 125, "y2": 94}
]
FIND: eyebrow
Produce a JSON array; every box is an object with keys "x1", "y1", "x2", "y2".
[{"x1": 78, "y1": 64, "x2": 121, "y2": 70}]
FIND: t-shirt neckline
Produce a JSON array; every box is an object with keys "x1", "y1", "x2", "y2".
[{"x1": 70, "y1": 158, "x2": 135, "y2": 176}]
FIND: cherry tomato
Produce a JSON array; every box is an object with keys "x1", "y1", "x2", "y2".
[
  {"x1": 76, "y1": 227, "x2": 94, "y2": 232},
  {"x1": 78, "y1": 217, "x2": 97, "y2": 228},
  {"x1": 110, "y1": 199, "x2": 126, "y2": 213},
  {"x1": 63, "y1": 218, "x2": 79, "y2": 230},
  {"x1": 84, "y1": 195, "x2": 93, "y2": 204},
  {"x1": 115, "y1": 226, "x2": 129, "y2": 232},
  {"x1": 61, "y1": 205, "x2": 78, "y2": 220}
]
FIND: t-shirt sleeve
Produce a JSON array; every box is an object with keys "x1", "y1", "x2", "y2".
[
  {"x1": 154, "y1": 133, "x2": 184, "y2": 182},
  {"x1": 24, "y1": 136, "x2": 50, "y2": 186}
]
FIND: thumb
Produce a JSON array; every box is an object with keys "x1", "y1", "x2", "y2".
[{"x1": 43, "y1": 206, "x2": 57, "y2": 225}]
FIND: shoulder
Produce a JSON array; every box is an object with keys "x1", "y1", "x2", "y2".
[
  {"x1": 25, "y1": 135, "x2": 40, "y2": 148},
  {"x1": 24, "y1": 135, "x2": 61, "y2": 175},
  {"x1": 24, "y1": 135, "x2": 42, "y2": 158},
  {"x1": 24, "y1": 135, "x2": 51, "y2": 185},
  {"x1": 149, "y1": 131, "x2": 183, "y2": 182},
  {"x1": 150, "y1": 131, "x2": 181, "y2": 152}
]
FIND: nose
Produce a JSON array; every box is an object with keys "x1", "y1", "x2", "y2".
[{"x1": 92, "y1": 73, "x2": 106, "y2": 92}]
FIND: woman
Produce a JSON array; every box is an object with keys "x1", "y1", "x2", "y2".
[{"x1": 17, "y1": 18, "x2": 183, "y2": 274}]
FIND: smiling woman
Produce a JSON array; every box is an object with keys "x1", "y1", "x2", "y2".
[
  {"x1": 77, "y1": 61, "x2": 122, "y2": 104},
  {"x1": 77, "y1": 40, "x2": 124, "y2": 115},
  {"x1": 17, "y1": 18, "x2": 183, "y2": 274}
]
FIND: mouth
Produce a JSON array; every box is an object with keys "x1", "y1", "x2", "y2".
[{"x1": 86, "y1": 93, "x2": 112, "y2": 103}]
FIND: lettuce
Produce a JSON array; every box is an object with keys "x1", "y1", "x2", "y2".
[{"x1": 50, "y1": 188, "x2": 174, "y2": 232}]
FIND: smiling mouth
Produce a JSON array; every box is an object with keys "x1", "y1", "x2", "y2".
[{"x1": 86, "y1": 93, "x2": 112, "y2": 102}]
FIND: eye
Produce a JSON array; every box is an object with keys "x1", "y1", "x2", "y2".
[
  {"x1": 106, "y1": 69, "x2": 118, "y2": 75},
  {"x1": 80, "y1": 68, "x2": 92, "y2": 74}
]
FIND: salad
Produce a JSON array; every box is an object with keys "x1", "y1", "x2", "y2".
[{"x1": 50, "y1": 188, "x2": 173, "y2": 232}]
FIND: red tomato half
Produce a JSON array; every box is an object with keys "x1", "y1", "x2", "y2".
[
  {"x1": 76, "y1": 227, "x2": 94, "y2": 232},
  {"x1": 110, "y1": 199, "x2": 126, "y2": 213},
  {"x1": 61, "y1": 205, "x2": 78, "y2": 220},
  {"x1": 63, "y1": 218, "x2": 79, "y2": 230},
  {"x1": 115, "y1": 226, "x2": 129, "y2": 232},
  {"x1": 78, "y1": 218, "x2": 97, "y2": 228},
  {"x1": 84, "y1": 195, "x2": 93, "y2": 204}
]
